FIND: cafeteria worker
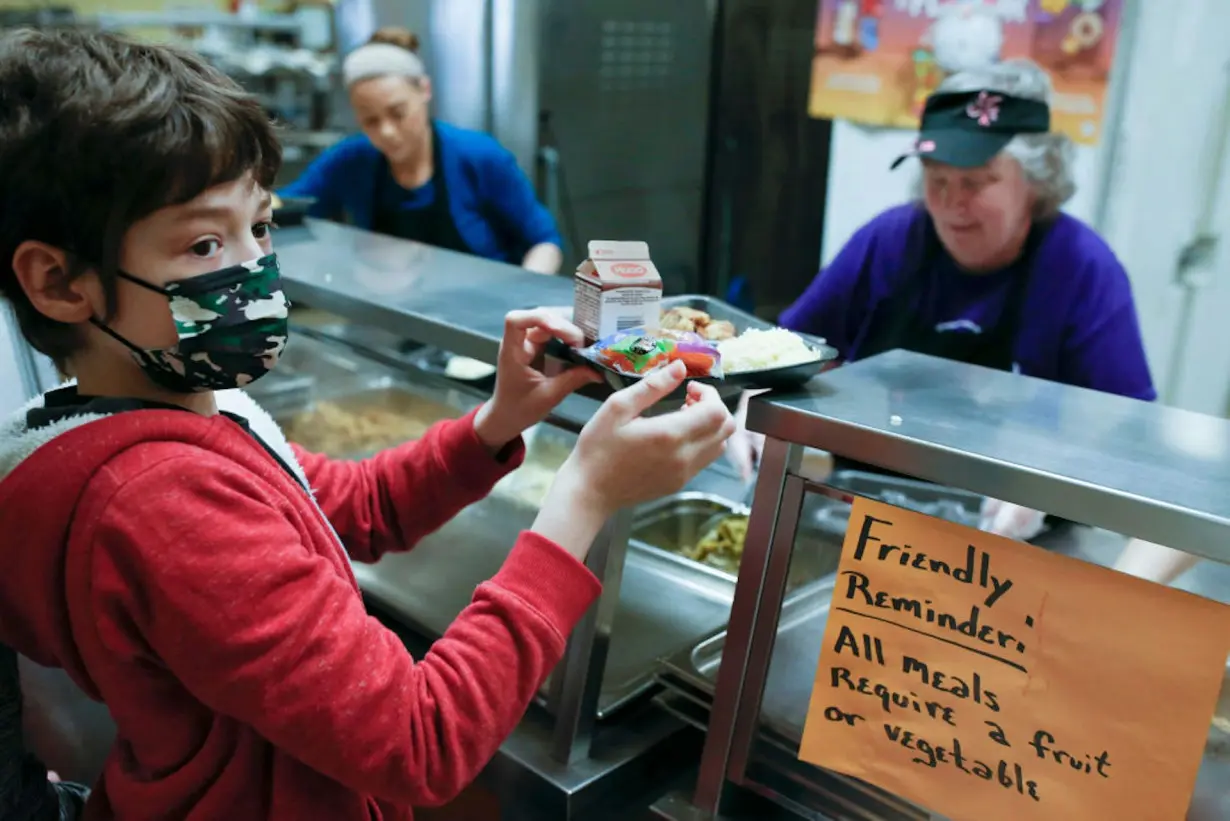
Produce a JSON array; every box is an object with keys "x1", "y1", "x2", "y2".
[
  {"x1": 282, "y1": 27, "x2": 564, "y2": 274},
  {"x1": 729, "y1": 59, "x2": 1156, "y2": 540}
]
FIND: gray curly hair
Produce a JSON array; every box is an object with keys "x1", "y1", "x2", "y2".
[{"x1": 914, "y1": 58, "x2": 1076, "y2": 219}]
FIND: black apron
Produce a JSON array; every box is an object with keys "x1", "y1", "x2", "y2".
[
  {"x1": 372, "y1": 124, "x2": 476, "y2": 354},
  {"x1": 832, "y1": 215, "x2": 1048, "y2": 480},
  {"x1": 371, "y1": 123, "x2": 475, "y2": 256},
  {"x1": 857, "y1": 215, "x2": 1046, "y2": 367}
]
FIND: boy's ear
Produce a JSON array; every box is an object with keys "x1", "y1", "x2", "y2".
[{"x1": 11, "y1": 241, "x2": 98, "y2": 326}]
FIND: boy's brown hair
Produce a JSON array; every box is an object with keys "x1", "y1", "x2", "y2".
[{"x1": 0, "y1": 29, "x2": 282, "y2": 365}]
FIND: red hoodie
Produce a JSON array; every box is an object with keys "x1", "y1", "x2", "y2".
[{"x1": 0, "y1": 386, "x2": 600, "y2": 819}]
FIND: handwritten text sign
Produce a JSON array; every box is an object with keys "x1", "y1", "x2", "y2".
[{"x1": 799, "y1": 498, "x2": 1230, "y2": 821}]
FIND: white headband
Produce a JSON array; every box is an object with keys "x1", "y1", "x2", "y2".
[{"x1": 342, "y1": 43, "x2": 425, "y2": 87}]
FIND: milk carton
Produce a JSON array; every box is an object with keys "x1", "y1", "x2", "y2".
[{"x1": 573, "y1": 240, "x2": 663, "y2": 345}]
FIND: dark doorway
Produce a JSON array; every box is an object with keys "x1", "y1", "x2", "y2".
[{"x1": 701, "y1": 0, "x2": 833, "y2": 320}]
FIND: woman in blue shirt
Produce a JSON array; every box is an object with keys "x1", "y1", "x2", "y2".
[{"x1": 282, "y1": 28, "x2": 564, "y2": 274}]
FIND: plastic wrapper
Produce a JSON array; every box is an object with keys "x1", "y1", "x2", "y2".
[{"x1": 579, "y1": 328, "x2": 724, "y2": 379}]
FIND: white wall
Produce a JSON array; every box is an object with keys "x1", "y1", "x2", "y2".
[
  {"x1": 1095, "y1": 0, "x2": 1230, "y2": 415},
  {"x1": 0, "y1": 309, "x2": 31, "y2": 417}
]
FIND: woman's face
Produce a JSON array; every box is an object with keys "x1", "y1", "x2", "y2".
[
  {"x1": 922, "y1": 154, "x2": 1035, "y2": 272},
  {"x1": 349, "y1": 75, "x2": 432, "y2": 166}
]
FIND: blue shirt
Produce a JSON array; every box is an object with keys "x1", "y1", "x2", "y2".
[
  {"x1": 281, "y1": 122, "x2": 561, "y2": 264},
  {"x1": 780, "y1": 204, "x2": 1157, "y2": 401}
]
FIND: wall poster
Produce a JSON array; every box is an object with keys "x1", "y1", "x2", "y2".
[{"x1": 808, "y1": 0, "x2": 1125, "y2": 145}]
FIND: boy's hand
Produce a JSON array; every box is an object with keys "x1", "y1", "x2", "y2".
[
  {"x1": 473, "y1": 309, "x2": 602, "y2": 452},
  {"x1": 531, "y1": 363, "x2": 737, "y2": 559}
]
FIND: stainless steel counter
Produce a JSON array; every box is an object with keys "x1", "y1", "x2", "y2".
[
  {"x1": 655, "y1": 522, "x2": 1230, "y2": 819},
  {"x1": 748, "y1": 350, "x2": 1230, "y2": 562},
  {"x1": 275, "y1": 220, "x2": 574, "y2": 363},
  {"x1": 272, "y1": 223, "x2": 1229, "y2": 819},
  {"x1": 679, "y1": 352, "x2": 1230, "y2": 821},
  {"x1": 353, "y1": 463, "x2": 749, "y2": 719}
]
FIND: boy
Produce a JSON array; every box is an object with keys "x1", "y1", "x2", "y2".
[{"x1": 0, "y1": 29, "x2": 734, "y2": 820}]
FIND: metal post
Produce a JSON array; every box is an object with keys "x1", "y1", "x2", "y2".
[
  {"x1": 691, "y1": 436, "x2": 801, "y2": 812},
  {"x1": 725, "y1": 472, "x2": 806, "y2": 780},
  {"x1": 548, "y1": 507, "x2": 633, "y2": 764}
]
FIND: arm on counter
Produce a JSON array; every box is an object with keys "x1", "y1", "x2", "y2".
[
  {"x1": 478, "y1": 144, "x2": 564, "y2": 274},
  {"x1": 521, "y1": 242, "x2": 563, "y2": 276},
  {"x1": 279, "y1": 138, "x2": 361, "y2": 221},
  {"x1": 1112, "y1": 538, "x2": 1201, "y2": 586},
  {"x1": 291, "y1": 407, "x2": 524, "y2": 563},
  {"x1": 93, "y1": 456, "x2": 601, "y2": 809}
]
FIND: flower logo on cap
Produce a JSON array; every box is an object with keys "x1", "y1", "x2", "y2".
[
  {"x1": 916, "y1": 139, "x2": 936, "y2": 153},
  {"x1": 966, "y1": 91, "x2": 1003, "y2": 127}
]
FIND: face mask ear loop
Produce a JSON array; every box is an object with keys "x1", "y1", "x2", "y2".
[
  {"x1": 88, "y1": 317, "x2": 160, "y2": 367},
  {"x1": 114, "y1": 269, "x2": 169, "y2": 295}
]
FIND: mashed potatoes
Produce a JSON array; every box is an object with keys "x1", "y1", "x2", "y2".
[{"x1": 717, "y1": 328, "x2": 823, "y2": 373}]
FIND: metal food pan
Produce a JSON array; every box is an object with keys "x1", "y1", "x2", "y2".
[
  {"x1": 244, "y1": 372, "x2": 316, "y2": 417},
  {"x1": 538, "y1": 540, "x2": 743, "y2": 718},
  {"x1": 822, "y1": 469, "x2": 984, "y2": 531},
  {"x1": 278, "y1": 386, "x2": 465, "y2": 459},
  {"x1": 630, "y1": 492, "x2": 844, "y2": 591},
  {"x1": 657, "y1": 580, "x2": 836, "y2": 745},
  {"x1": 276, "y1": 329, "x2": 408, "y2": 407},
  {"x1": 489, "y1": 423, "x2": 577, "y2": 510}
]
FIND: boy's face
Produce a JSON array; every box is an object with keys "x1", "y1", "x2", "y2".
[{"x1": 92, "y1": 174, "x2": 276, "y2": 355}]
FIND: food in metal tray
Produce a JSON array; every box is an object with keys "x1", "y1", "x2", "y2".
[
  {"x1": 490, "y1": 427, "x2": 574, "y2": 508},
  {"x1": 491, "y1": 463, "x2": 557, "y2": 508},
  {"x1": 443, "y1": 356, "x2": 496, "y2": 381},
  {"x1": 686, "y1": 514, "x2": 749, "y2": 573},
  {"x1": 282, "y1": 396, "x2": 456, "y2": 457},
  {"x1": 717, "y1": 327, "x2": 824, "y2": 373},
  {"x1": 660, "y1": 307, "x2": 737, "y2": 341}
]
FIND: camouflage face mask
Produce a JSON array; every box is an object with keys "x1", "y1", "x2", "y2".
[{"x1": 93, "y1": 255, "x2": 290, "y2": 393}]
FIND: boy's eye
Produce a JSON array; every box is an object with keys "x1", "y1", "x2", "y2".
[
  {"x1": 190, "y1": 239, "x2": 221, "y2": 258},
  {"x1": 253, "y1": 221, "x2": 277, "y2": 240}
]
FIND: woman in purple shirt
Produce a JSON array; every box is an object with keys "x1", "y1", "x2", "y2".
[{"x1": 731, "y1": 60, "x2": 1155, "y2": 539}]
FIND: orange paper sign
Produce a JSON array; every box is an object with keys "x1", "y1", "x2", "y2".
[{"x1": 799, "y1": 498, "x2": 1230, "y2": 821}]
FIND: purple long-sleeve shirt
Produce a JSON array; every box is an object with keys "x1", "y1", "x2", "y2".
[{"x1": 780, "y1": 204, "x2": 1157, "y2": 401}]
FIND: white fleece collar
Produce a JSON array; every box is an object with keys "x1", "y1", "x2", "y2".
[{"x1": 0, "y1": 381, "x2": 309, "y2": 487}]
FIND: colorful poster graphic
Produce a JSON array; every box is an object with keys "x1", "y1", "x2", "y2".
[{"x1": 808, "y1": 0, "x2": 1125, "y2": 145}]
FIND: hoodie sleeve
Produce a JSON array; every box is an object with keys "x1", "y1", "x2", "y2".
[
  {"x1": 291, "y1": 407, "x2": 525, "y2": 563},
  {"x1": 88, "y1": 453, "x2": 599, "y2": 808}
]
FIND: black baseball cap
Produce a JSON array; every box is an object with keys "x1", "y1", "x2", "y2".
[{"x1": 890, "y1": 89, "x2": 1050, "y2": 170}]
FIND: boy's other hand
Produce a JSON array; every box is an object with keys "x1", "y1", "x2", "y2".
[
  {"x1": 531, "y1": 362, "x2": 736, "y2": 560},
  {"x1": 472, "y1": 309, "x2": 602, "y2": 453}
]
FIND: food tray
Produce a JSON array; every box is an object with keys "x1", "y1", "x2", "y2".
[
  {"x1": 548, "y1": 336, "x2": 838, "y2": 394},
  {"x1": 630, "y1": 492, "x2": 844, "y2": 591},
  {"x1": 544, "y1": 294, "x2": 839, "y2": 396}
]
